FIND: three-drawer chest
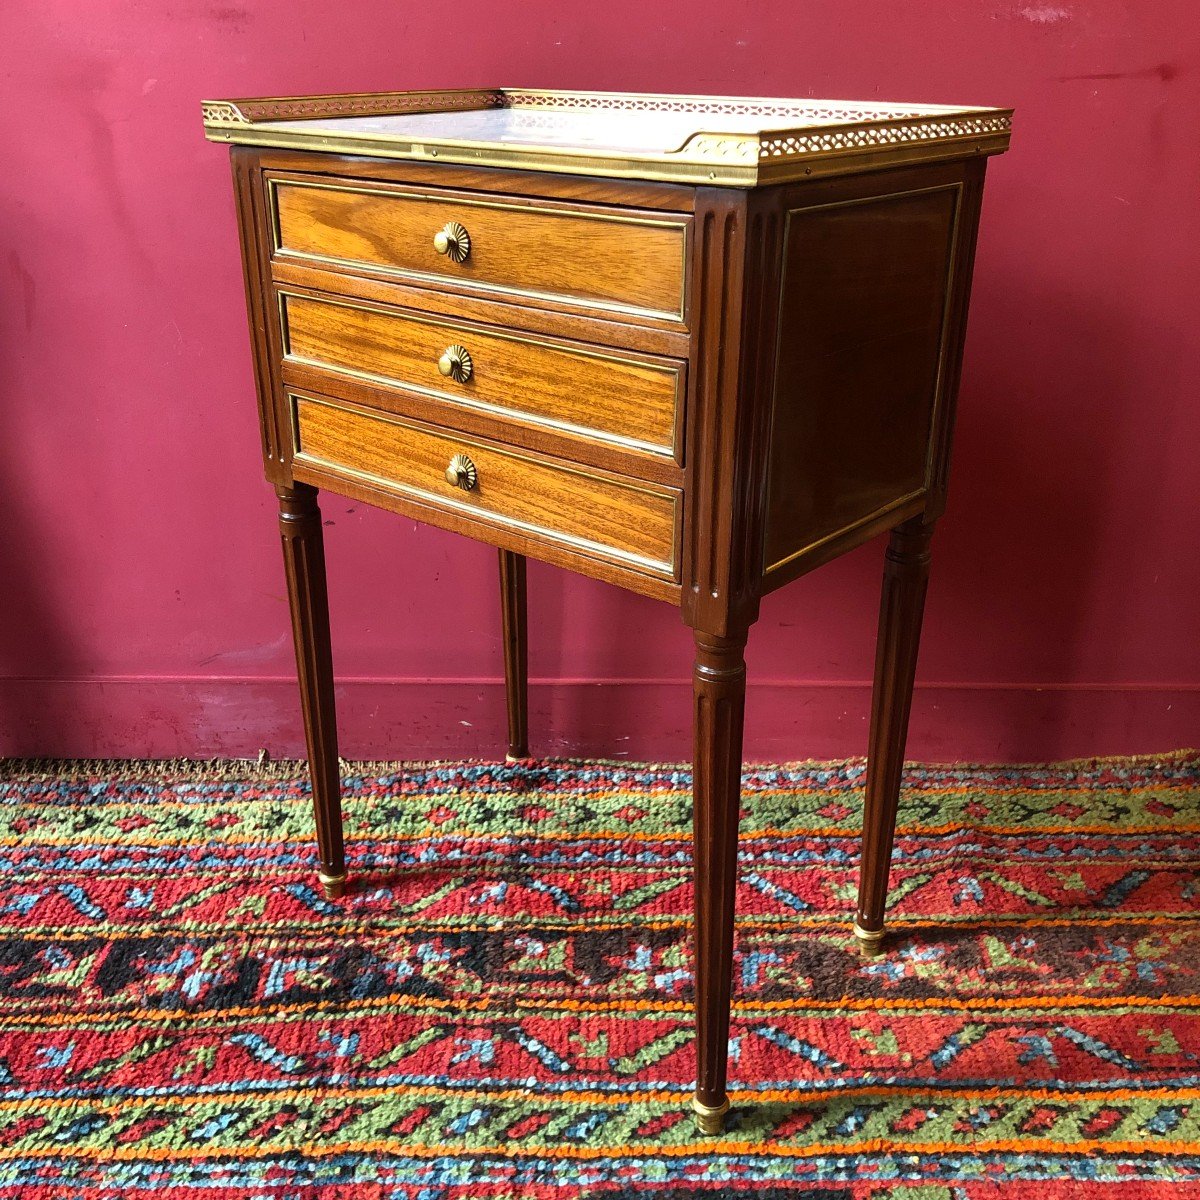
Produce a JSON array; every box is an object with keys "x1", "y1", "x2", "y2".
[{"x1": 203, "y1": 88, "x2": 1012, "y2": 1133}]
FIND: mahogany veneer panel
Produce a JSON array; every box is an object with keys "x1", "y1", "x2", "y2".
[
  {"x1": 292, "y1": 393, "x2": 680, "y2": 582},
  {"x1": 280, "y1": 290, "x2": 685, "y2": 460},
  {"x1": 763, "y1": 180, "x2": 962, "y2": 580},
  {"x1": 270, "y1": 175, "x2": 690, "y2": 323}
]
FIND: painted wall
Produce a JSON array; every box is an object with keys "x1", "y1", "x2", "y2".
[{"x1": 1, "y1": 1, "x2": 1196, "y2": 763}]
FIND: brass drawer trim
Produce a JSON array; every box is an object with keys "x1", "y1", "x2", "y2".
[
  {"x1": 267, "y1": 176, "x2": 691, "y2": 324},
  {"x1": 288, "y1": 391, "x2": 682, "y2": 580},
  {"x1": 277, "y1": 288, "x2": 685, "y2": 460}
]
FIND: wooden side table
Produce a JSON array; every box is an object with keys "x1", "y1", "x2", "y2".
[{"x1": 204, "y1": 88, "x2": 1012, "y2": 1134}]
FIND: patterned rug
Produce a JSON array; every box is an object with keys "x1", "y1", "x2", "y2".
[{"x1": 1, "y1": 753, "x2": 1198, "y2": 1197}]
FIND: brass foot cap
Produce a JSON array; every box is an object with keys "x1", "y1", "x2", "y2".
[
  {"x1": 505, "y1": 752, "x2": 531, "y2": 765},
  {"x1": 318, "y1": 870, "x2": 347, "y2": 900},
  {"x1": 852, "y1": 919, "x2": 885, "y2": 957},
  {"x1": 691, "y1": 1096, "x2": 730, "y2": 1136}
]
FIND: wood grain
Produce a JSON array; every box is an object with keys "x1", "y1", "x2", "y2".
[
  {"x1": 924, "y1": 161, "x2": 988, "y2": 520},
  {"x1": 680, "y1": 189, "x2": 784, "y2": 637},
  {"x1": 276, "y1": 483, "x2": 344, "y2": 894},
  {"x1": 498, "y1": 549, "x2": 529, "y2": 761},
  {"x1": 292, "y1": 392, "x2": 681, "y2": 581},
  {"x1": 762, "y1": 170, "x2": 964, "y2": 584},
  {"x1": 280, "y1": 290, "x2": 685, "y2": 459},
  {"x1": 856, "y1": 516, "x2": 936, "y2": 941},
  {"x1": 231, "y1": 148, "x2": 291, "y2": 483},
  {"x1": 280, "y1": 357, "x2": 684, "y2": 487},
  {"x1": 272, "y1": 257, "x2": 691, "y2": 359},
  {"x1": 690, "y1": 626, "x2": 748, "y2": 1118},
  {"x1": 271, "y1": 175, "x2": 690, "y2": 322}
]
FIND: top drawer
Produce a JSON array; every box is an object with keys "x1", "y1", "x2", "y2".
[{"x1": 267, "y1": 175, "x2": 690, "y2": 325}]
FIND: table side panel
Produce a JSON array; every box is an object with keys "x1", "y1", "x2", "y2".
[{"x1": 761, "y1": 166, "x2": 978, "y2": 586}]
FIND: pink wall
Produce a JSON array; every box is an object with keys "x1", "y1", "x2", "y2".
[{"x1": 1, "y1": 2, "x2": 1197, "y2": 763}]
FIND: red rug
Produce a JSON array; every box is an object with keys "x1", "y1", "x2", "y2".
[{"x1": 0, "y1": 753, "x2": 1198, "y2": 1196}]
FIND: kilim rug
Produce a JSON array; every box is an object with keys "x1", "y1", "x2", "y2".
[{"x1": 1, "y1": 753, "x2": 1198, "y2": 1198}]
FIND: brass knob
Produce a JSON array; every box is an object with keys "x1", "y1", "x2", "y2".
[
  {"x1": 433, "y1": 221, "x2": 470, "y2": 263},
  {"x1": 444, "y1": 452, "x2": 478, "y2": 491},
  {"x1": 437, "y1": 344, "x2": 473, "y2": 384}
]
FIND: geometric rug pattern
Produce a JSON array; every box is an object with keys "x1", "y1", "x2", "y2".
[{"x1": 1, "y1": 753, "x2": 1197, "y2": 1196}]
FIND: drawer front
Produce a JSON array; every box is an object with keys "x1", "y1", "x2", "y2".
[
  {"x1": 270, "y1": 176, "x2": 689, "y2": 323},
  {"x1": 292, "y1": 393, "x2": 680, "y2": 580},
  {"x1": 280, "y1": 292, "x2": 684, "y2": 459}
]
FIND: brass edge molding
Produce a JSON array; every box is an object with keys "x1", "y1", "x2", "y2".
[
  {"x1": 202, "y1": 88, "x2": 504, "y2": 126},
  {"x1": 207, "y1": 123, "x2": 1011, "y2": 190},
  {"x1": 207, "y1": 123, "x2": 763, "y2": 185},
  {"x1": 751, "y1": 111, "x2": 1013, "y2": 160},
  {"x1": 205, "y1": 86, "x2": 1007, "y2": 127},
  {"x1": 289, "y1": 392, "x2": 681, "y2": 580},
  {"x1": 203, "y1": 89, "x2": 1013, "y2": 187},
  {"x1": 755, "y1": 134, "x2": 1011, "y2": 186},
  {"x1": 276, "y1": 289, "x2": 292, "y2": 357},
  {"x1": 497, "y1": 87, "x2": 1000, "y2": 120},
  {"x1": 267, "y1": 175, "x2": 690, "y2": 323},
  {"x1": 201, "y1": 101, "x2": 250, "y2": 125}
]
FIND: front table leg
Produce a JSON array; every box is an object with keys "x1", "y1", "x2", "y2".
[
  {"x1": 276, "y1": 483, "x2": 346, "y2": 900},
  {"x1": 691, "y1": 627, "x2": 748, "y2": 1135},
  {"x1": 854, "y1": 516, "x2": 936, "y2": 955},
  {"x1": 498, "y1": 549, "x2": 529, "y2": 761}
]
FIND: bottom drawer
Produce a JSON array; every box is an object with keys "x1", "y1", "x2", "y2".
[{"x1": 291, "y1": 392, "x2": 681, "y2": 581}]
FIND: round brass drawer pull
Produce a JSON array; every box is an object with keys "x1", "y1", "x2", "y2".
[
  {"x1": 437, "y1": 344, "x2": 473, "y2": 384},
  {"x1": 433, "y1": 220, "x2": 470, "y2": 263},
  {"x1": 444, "y1": 452, "x2": 478, "y2": 491}
]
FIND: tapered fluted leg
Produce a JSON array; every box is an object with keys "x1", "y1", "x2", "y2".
[
  {"x1": 691, "y1": 627, "x2": 747, "y2": 1136},
  {"x1": 855, "y1": 517, "x2": 936, "y2": 955},
  {"x1": 498, "y1": 549, "x2": 529, "y2": 761},
  {"x1": 276, "y1": 483, "x2": 345, "y2": 900}
]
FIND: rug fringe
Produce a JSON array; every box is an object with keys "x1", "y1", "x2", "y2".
[{"x1": 0, "y1": 748, "x2": 1195, "y2": 783}]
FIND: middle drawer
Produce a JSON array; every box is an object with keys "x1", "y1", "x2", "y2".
[{"x1": 278, "y1": 290, "x2": 685, "y2": 461}]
